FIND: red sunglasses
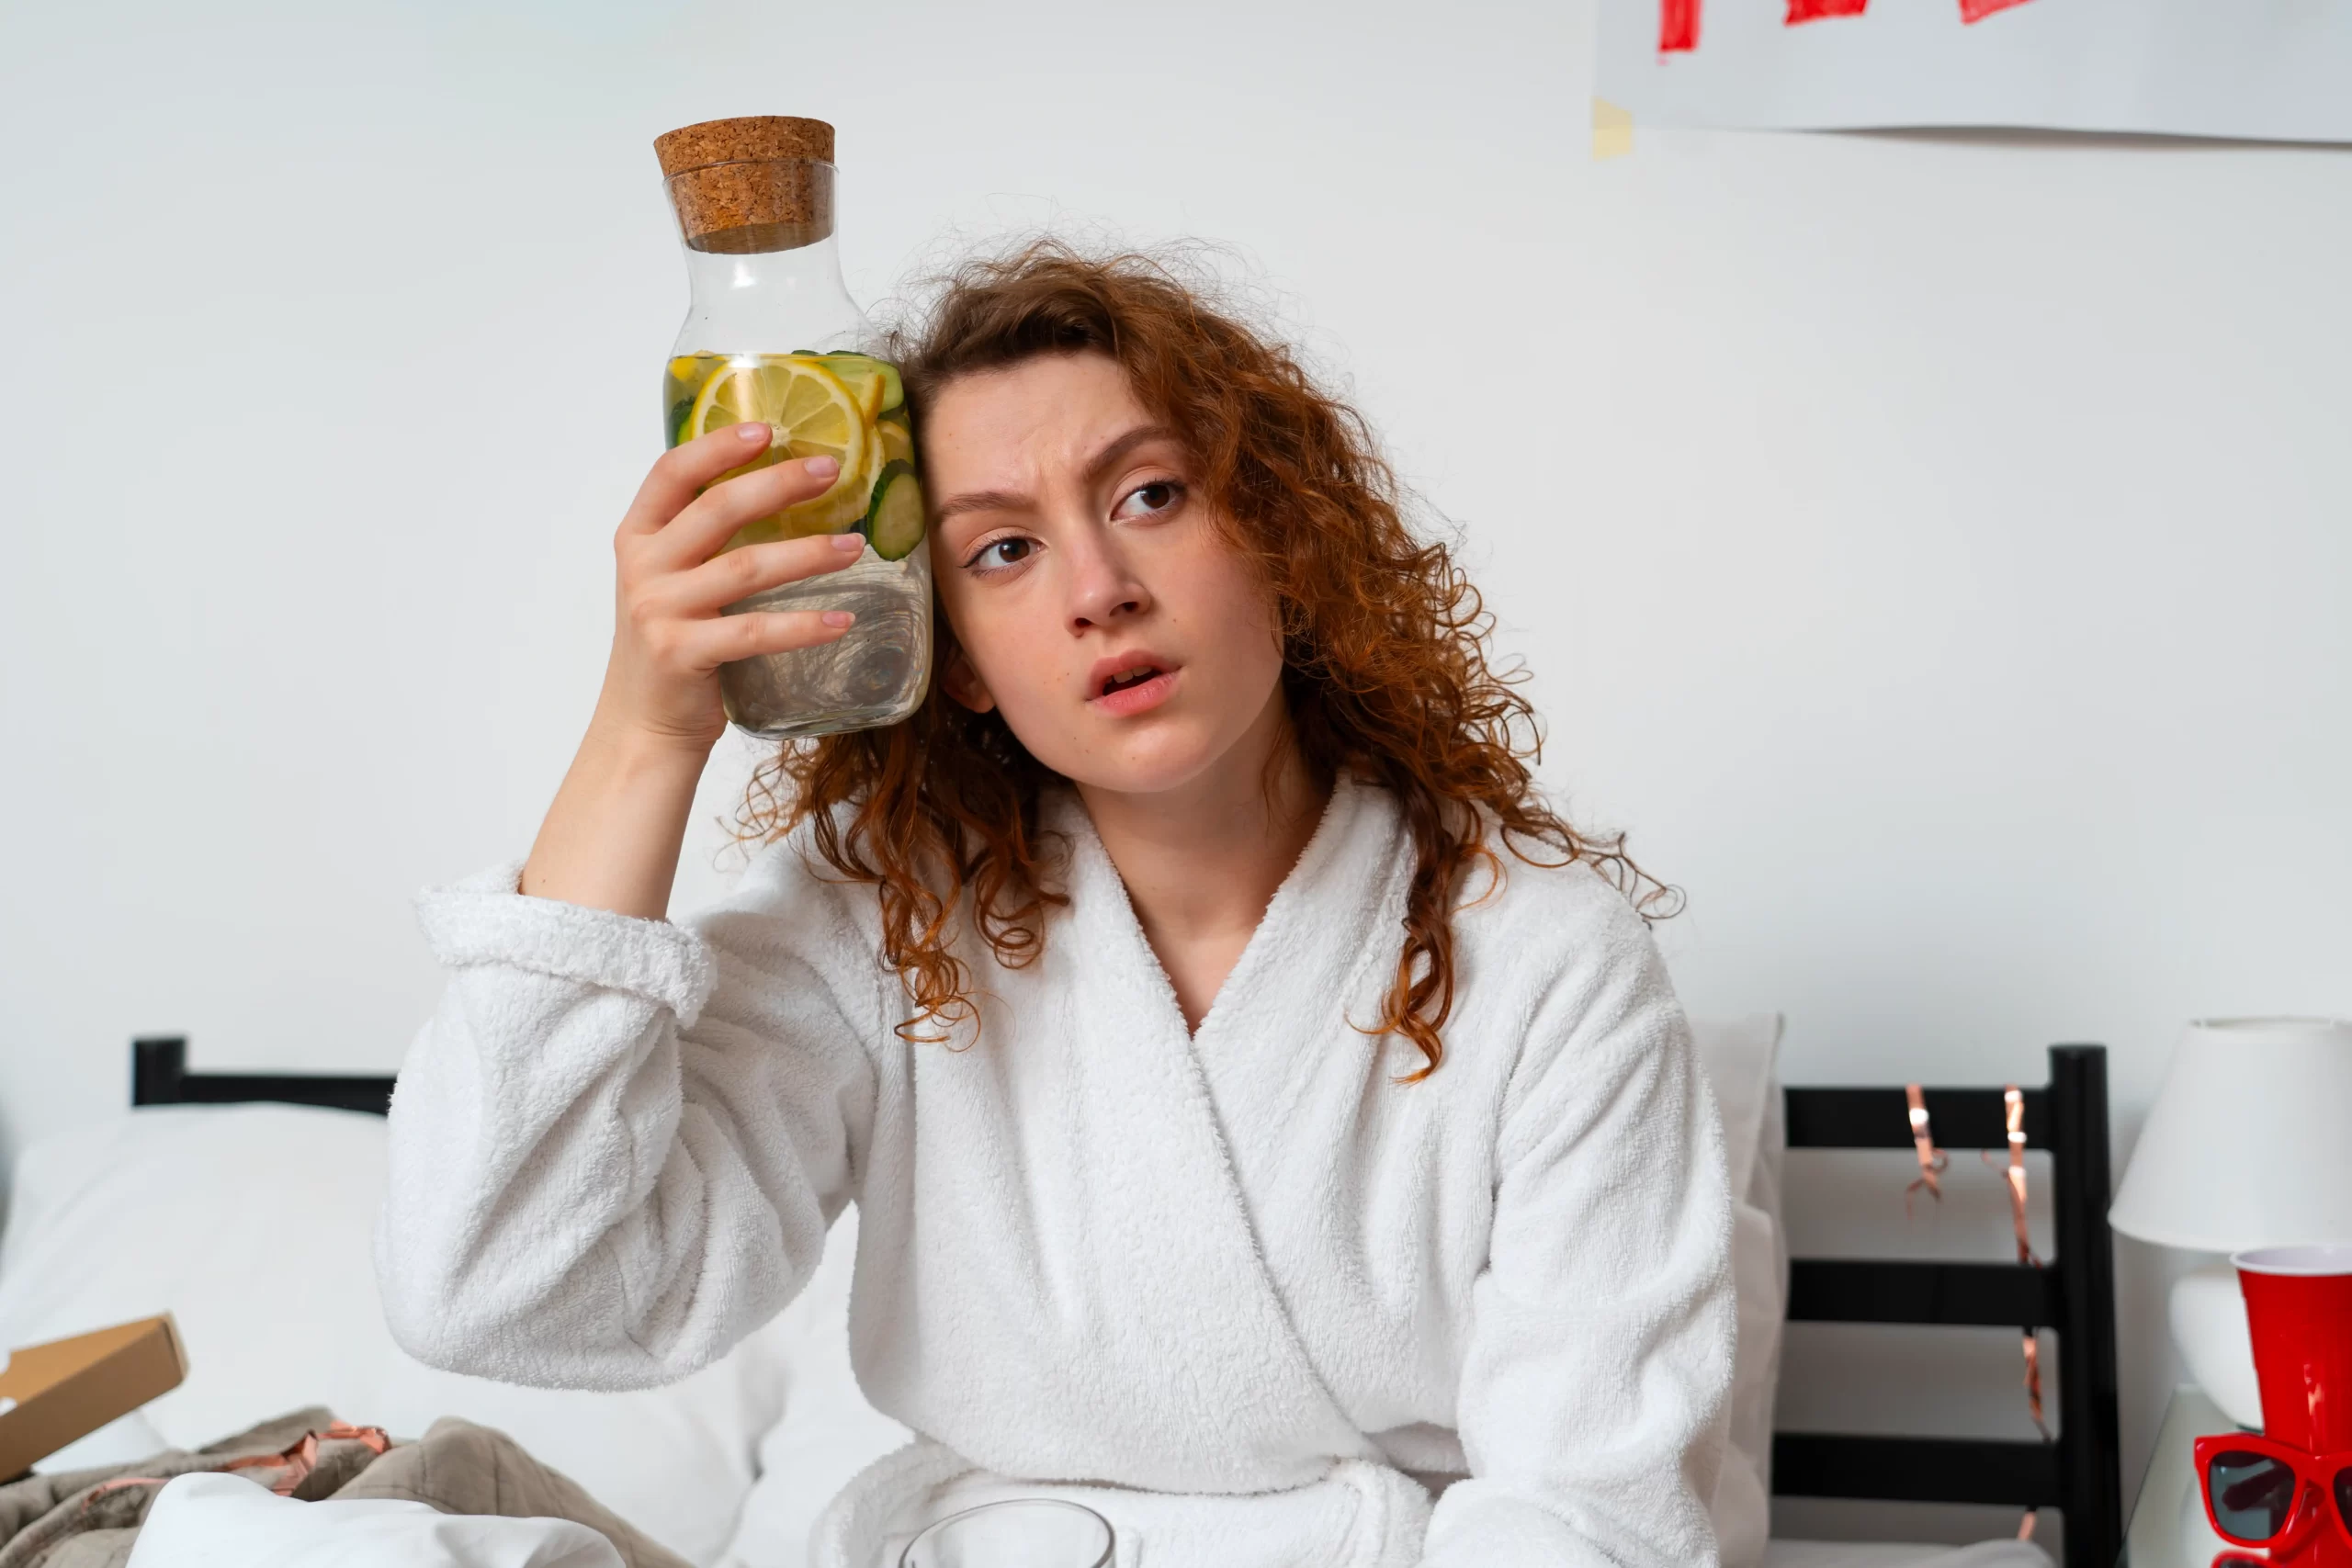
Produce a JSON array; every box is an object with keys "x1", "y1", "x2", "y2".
[{"x1": 2196, "y1": 1434, "x2": 2352, "y2": 1557}]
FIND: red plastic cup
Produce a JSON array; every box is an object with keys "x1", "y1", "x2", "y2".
[{"x1": 2235, "y1": 1246, "x2": 2352, "y2": 1564}]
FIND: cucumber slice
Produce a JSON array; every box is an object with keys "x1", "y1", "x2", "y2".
[
  {"x1": 823, "y1": 355, "x2": 901, "y2": 412},
  {"x1": 861, "y1": 460, "x2": 925, "y2": 560}
]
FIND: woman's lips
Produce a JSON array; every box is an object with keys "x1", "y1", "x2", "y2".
[{"x1": 1088, "y1": 667, "x2": 1179, "y2": 716}]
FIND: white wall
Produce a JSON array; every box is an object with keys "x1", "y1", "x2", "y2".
[{"x1": 3, "y1": 0, "x2": 2346, "y2": 1540}]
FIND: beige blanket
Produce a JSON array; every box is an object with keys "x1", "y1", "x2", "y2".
[{"x1": 0, "y1": 1409, "x2": 688, "y2": 1568}]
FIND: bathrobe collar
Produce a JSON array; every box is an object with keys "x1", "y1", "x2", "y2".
[
  {"x1": 1035, "y1": 767, "x2": 1407, "y2": 1055},
  {"x1": 999, "y1": 771, "x2": 1411, "y2": 1481}
]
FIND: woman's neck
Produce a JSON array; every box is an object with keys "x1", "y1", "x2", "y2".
[{"x1": 1074, "y1": 694, "x2": 1329, "y2": 1034}]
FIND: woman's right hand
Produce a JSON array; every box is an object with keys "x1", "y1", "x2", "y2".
[
  {"x1": 599, "y1": 421, "x2": 867, "y2": 751},
  {"x1": 519, "y1": 423, "x2": 865, "y2": 920}
]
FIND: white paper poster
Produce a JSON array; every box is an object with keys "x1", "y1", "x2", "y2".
[{"x1": 1595, "y1": 0, "x2": 2352, "y2": 142}]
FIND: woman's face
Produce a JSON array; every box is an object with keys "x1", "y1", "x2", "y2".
[{"x1": 922, "y1": 351, "x2": 1287, "y2": 799}]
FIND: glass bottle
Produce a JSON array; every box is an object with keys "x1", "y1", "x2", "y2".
[{"x1": 652, "y1": 115, "x2": 931, "y2": 739}]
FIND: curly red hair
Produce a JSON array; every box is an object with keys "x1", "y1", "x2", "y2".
[{"x1": 740, "y1": 241, "x2": 1675, "y2": 1077}]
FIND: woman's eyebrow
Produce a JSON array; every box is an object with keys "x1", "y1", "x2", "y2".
[
  {"x1": 933, "y1": 486, "x2": 1032, "y2": 525},
  {"x1": 933, "y1": 424, "x2": 1184, "y2": 527},
  {"x1": 1082, "y1": 424, "x2": 1182, "y2": 485}
]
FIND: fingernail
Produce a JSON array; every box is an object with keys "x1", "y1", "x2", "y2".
[
  {"x1": 804, "y1": 455, "x2": 840, "y2": 478},
  {"x1": 821, "y1": 611, "x2": 855, "y2": 627},
  {"x1": 736, "y1": 422, "x2": 769, "y2": 443},
  {"x1": 831, "y1": 533, "x2": 865, "y2": 551}
]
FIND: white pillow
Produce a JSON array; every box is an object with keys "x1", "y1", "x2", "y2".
[
  {"x1": 1690, "y1": 1013, "x2": 1791, "y2": 1568},
  {"x1": 1761, "y1": 1541, "x2": 2052, "y2": 1568},
  {"x1": 0, "y1": 1105, "x2": 793, "y2": 1567}
]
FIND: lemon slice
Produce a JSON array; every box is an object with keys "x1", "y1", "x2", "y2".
[
  {"x1": 686, "y1": 355, "x2": 870, "y2": 545},
  {"x1": 876, "y1": 415, "x2": 914, "y2": 468}
]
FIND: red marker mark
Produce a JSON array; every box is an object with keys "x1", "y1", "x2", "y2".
[
  {"x1": 1664, "y1": 0, "x2": 2035, "y2": 55},
  {"x1": 1661, "y1": 0, "x2": 1701, "y2": 51}
]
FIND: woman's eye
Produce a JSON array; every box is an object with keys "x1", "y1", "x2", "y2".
[
  {"x1": 1115, "y1": 479, "x2": 1184, "y2": 519},
  {"x1": 968, "y1": 536, "x2": 1035, "y2": 571}
]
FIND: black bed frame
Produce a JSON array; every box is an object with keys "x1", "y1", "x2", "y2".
[
  {"x1": 133, "y1": 1035, "x2": 395, "y2": 1117},
  {"x1": 130, "y1": 1034, "x2": 2122, "y2": 1568},
  {"x1": 1774, "y1": 1043, "x2": 2121, "y2": 1568}
]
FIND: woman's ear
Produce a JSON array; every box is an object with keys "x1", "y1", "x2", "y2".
[{"x1": 940, "y1": 648, "x2": 997, "y2": 714}]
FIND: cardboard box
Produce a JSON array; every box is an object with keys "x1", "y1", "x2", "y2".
[{"x1": 0, "y1": 1315, "x2": 187, "y2": 1480}]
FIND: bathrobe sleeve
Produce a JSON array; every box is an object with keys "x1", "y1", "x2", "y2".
[
  {"x1": 1422, "y1": 896, "x2": 1736, "y2": 1568},
  {"x1": 373, "y1": 840, "x2": 884, "y2": 1391}
]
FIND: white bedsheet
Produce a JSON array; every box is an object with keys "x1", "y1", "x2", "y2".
[
  {"x1": 120, "y1": 1472, "x2": 623, "y2": 1568},
  {"x1": 1764, "y1": 1540, "x2": 2054, "y2": 1568}
]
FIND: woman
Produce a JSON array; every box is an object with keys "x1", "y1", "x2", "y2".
[{"x1": 378, "y1": 245, "x2": 1735, "y2": 1568}]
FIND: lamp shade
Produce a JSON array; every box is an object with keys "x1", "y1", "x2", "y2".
[{"x1": 2109, "y1": 1018, "x2": 2352, "y2": 1253}]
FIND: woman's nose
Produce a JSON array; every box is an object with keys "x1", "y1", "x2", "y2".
[{"x1": 1063, "y1": 528, "x2": 1151, "y2": 631}]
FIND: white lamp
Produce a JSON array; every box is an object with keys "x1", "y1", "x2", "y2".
[{"x1": 2109, "y1": 1017, "x2": 2352, "y2": 1428}]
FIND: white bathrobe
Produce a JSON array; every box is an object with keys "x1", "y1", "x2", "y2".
[{"x1": 377, "y1": 772, "x2": 1735, "y2": 1568}]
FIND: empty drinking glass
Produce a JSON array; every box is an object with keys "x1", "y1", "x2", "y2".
[{"x1": 897, "y1": 1499, "x2": 1114, "y2": 1568}]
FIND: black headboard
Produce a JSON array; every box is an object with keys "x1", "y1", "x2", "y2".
[
  {"x1": 1772, "y1": 1043, "x2": 2120, "y2": 1568},
  {"x1": 131, "y1": 1036, "x2": 395, "y2": 1117}
]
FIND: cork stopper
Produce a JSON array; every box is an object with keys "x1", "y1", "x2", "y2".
[{"x1": 654, "y1": 116, "x2": 836, "y2": 255}]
